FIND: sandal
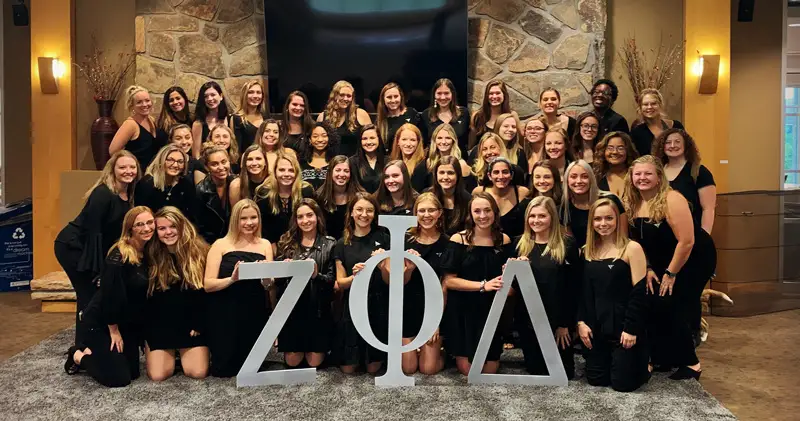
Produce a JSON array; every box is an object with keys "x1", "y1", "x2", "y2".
[{"x1": 64, "y1": 346, "x2": 82, "y2": 375}]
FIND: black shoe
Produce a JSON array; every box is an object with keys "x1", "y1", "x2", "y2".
[
  {"x1": 669, "y1": 366, "x2": 702, "y2": 380},
  {"x1": 64, "y1": 346, "x2": 82, "y2": 375},
  {"x1": 653, "y1": 365, "x2": 674, "y2": 372}
]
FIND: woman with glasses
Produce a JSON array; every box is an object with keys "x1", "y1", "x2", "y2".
[
  {"x1": 523, "y1": 118, "x2": 547, "y2": 185},
  {"x1": 593, "y1": 132, "x2": 639, "y2": 198},
  {"x1": 630, "y1": 88, "x2": 683, "y2": 155},
  {"x1": 571, "y1": 111, "x2": 601, "y2": 164},
  {"x1": 135, "y1": 145, "x2": 195, "y2": 219}
]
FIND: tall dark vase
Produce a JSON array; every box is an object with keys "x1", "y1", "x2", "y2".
[{"x1": 90, "y1": 100, "x2": 118, "y2": 170}]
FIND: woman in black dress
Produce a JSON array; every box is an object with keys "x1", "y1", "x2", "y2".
[
  {"x1": 54, "y1": 151, "x2": 139, "y2": 346},
  {"x1": 110, "y1": 86, "x2": 163, "y2": 169},
  {"x1": 469, "y1": 80, "x2": 518, "y2": 152},
  {"x1": 523, "y1": 118, "x2": 547, "y2": 183},
  {"x1": 64, "y1": 206, "x2": 153, "y2": 387},
  {"x1": 378, "y1": 193, "x2": 447, "y2": 375},
  {"x1": 255, "y1": 153, "x2": 315, "y2": 251},
  {"x1": 204, "y1": 199, "x2": 273, "y2": 377},
  {"x1": 300, "y1": 122, "x2": 340, "y2": 190},
  {"x1": 624, "y1": 155, "x2": 715, "y2": 380},
  {"x1": 281, "y1": 90, "x2": 315, "y2": 156},
  {"x1": 316, "y1": 155, "x2": 364, "y2": 240},
  {"x1": 442, "y1": 192, "x2": 513, "y2": 375},
  {"x1": 375, "y1": 160, "x2": 418, "y2": 216},
  {"x1": 229, "y1": 145, "x2": 269, "y2": 206},
  {"x1": 528, "y1": 160, "x2": 564, "y2": 207},
  {"x1": 195, "y1": 144, "x2": 234, "y2": 244},
  {"x1": 317, "y1": 80, "x2": 372, "y2": 157},
  {"x1": 135, "y1": 145, "x2": 195, "y2": 218},
  {"x1": 411, "y1": 124, "x2": 474, "y2": 194},
  {"x1": 593, "y1": 131, "x2": 638, "y2": 198},
  {"x1": 389, "y1": 123, "x2": 426, "y2": 177},
  {"x1": 430, "y1": 156, "x2": 472, "y2": 236},
  {"x1": 562, "y1": 160, "x2": 626, "y2": 248},
  {"x1": 348, "y1": 124, "x2": 386, "y2": 194},
  {"x1": 231, "y1": 80, "x2": 267, "y2": 152},
  {"x1": 257, "y1": 119, "x2": 298, "y2": 175},
  {"x1": 332, "y1": 192, "x2": 390, "y2": 374},
  {"x1": 571, "y1": 111, "x2": 601, "y2": 164},
  {"x1": 538, "y1": 88, "x2": 577, "y2": 140},
  {"x1": 192, "y1": 81, "x2": 231, "y2": 158},
  {"x1": 275, "y1": 199, "x2": 337, "y2": 368},
  {"x1": 420, "y1": 78, "x2": 470, "y2": 155},
  {"x1": 157, "y1": 86, "x2": 192, "y2": 134},
  {"x1": 376, "y1": 82, "x2": 422, "y2": 153},
  {"x1": 630, "y1": 88, "x2": 684, "y2": 156},
  {"x1": 144, "y1": 206, "x2": 209, "y2": 381},
  {"x1": 473, "y1": 157, "x2": 529, "y2": 239},
  {"x1": 208, "y1": 125, "x2": 241, "y2": 175},
  {"x1": 577, "y1": 198, "x2": 650, "y2": 392},
  {"x1": 544, "y1": 128, "x2": 573, "y2": 176},
  {"x1": 169, "y1": 124, "x2": 205, "y2": 184},
  {"x1": 514, "y1": 196, "x2": 580, "y2": 379}
]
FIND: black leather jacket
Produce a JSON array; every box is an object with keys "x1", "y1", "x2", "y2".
[
  {"x1": 195, "y1": 175, "x2": 234, "y2": 244},
  {"x1": 276, "y1": 234, "x2": 337, "y2": 317}
]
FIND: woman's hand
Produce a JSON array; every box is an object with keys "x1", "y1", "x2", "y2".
[
  {"x1": 555, "y1": 327, "x2": 570, "y2": 350},
  {"x1": 231, "y1": 261, "x2": 241, "y2": 283},
  {"x1": 427, "y1": 329, "x2": 440, "y2": 345},
  {"x1": 484, "y1": 276, "x2": 503, "y2": 292},
  {"x1": 620, "y1": 331, "x2": 637, "y2": 349},
  {"x1": 309, "y1": 258, "x2": 318, "y2": 279},
  {"x1": 405, "y1": 249, "x2": 420, "y2": 272},
  {"x1": 189, "y1": 330, "x2": 200, "y2": 337},
  {"x1": 352, "y1": 262, "x2": 366, "y2": 276},
  {"x1": 660, "y1": 273, "x2": 675, "y2": 296},
  {"x1": 109, "y1": 329, "x2": 124, "y2": 353},
  {"x1": 578, "y1": 322, "x2": 593, "y2": 350},
  {"x1": 645, "y1": 269, "x2": 658, "y2": 295}
]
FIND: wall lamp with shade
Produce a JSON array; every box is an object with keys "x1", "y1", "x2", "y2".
[
  {"x1": 38, "y1": 57, "x2": 65, "y2": 94},
  {"x1": 692, "y1": 53, "x2": 721, "y2": 95}
]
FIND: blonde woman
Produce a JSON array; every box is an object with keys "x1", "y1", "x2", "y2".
[
  {"x1": 231, "y1": 80, "x2": 267, "y2": 151},
  {"x1": 624, "y1": 155, "x2": 715, "y2": 381},
  {"x1": 514, "y1": 196, "x2": 579, "y2": 379},
  {"x1": 317, "y1": 80, "x2": 372, "y2": 157},
  {"x1": 471, "y1": 132, "x2": 509, "y2": 183},
  {"x1": 168, "y1": 124, "x2": 205, "y2": 184},
  {"x1": 390, "y1": 123, "x2": 426, "y2": 176},
  {"x1": 411, "y1": 123, "x2": 473, "y2": 193},
  {"x1": 490, "y1": 112, "x2": 526, "y2": 172},
  {"x1": 64, "y1": 206, "x2": 154, "y2": 387},
  {"x1": 204, "y1": 199, "x2": 273, "y2": 377},
  {"x1": 255, "y1": 153, "x2": 315, "y2": 248},
  {"x1": 577, "y1": 198, "x2": 649, "y2": 392},
  {"x1": 561, "y1": 160, "x2": 626, "y2": 248},
  {"x1": 55, "y1": 150, "x2": 139, "y2": 347},
  {"x1": 135, "y1": 144, "x2": 194, "y2": 218},
  {"x1": 144, "y1": 206, "x2": 209, "y2": 381},
  {"x1": 110, "y1": 85, "x2": 164, "y2": 168},
  {"x1": 523, "y1": 117, "x2": 548, "y2": 182},
  {"x1": 630, "y1": 88, "x2": 683, "y2": 155},
  {"x1": 208, "y1": 124, "x2": 241, "y2": 174}
]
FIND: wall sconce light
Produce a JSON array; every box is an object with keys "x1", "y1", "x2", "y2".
[
  {"x1": 697, "y1": 54, "x2": 721, "y2": 95},
  {"x1": 38, "y1": 57, "x2": 65, "y2": 94}
]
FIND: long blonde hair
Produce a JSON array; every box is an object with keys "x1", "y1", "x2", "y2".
[
  {"x1": 493, "y1": 112, "x2": 522, "y2": 166},
  {"x1": 146, "y1": 206, "x2": 208, "y2": 295},
  {"x1": 146, "y1": 144, "x2": 188, "y2": 191},
  {"x1": 584, "y1": 198, "x2": 629, "y2": 261},
  {"x1": 425, "y1": 124, "x2": 462, "y2": 171},
  {"x1": 111, "y1": 206, "x2": 154, "y2": 266},
  {"x1": 208, "y1": 124, "x2": 240, "y2": 164},
  {"x1": 390, "y1": 123, "x2": 426, "y2": 172},
  {"x1": 622, "y1": 155, "x2": 670, "y2": 224},
  {"x1": 516, "y1": 196, "x2": 567, "y2": 263},
  {"x1": 84, "y1": 150, "x2": 141, "y2": 203},
  {"x1": 323, "y1": 80, "x2": 359, "y2": 132},
  {"x1": 235, "y1": 80, "x2": 267, "y2": 117},
  {"x1": 472, "y1": 132, "x2": 509, "y2": 181},
  {"x1": 256, "y1": 153, "x2": 310, "y2": 215},
  {"x1": 224, "y1": 199, "x2": 262, "y2": 242},
  {"x1": 124, "y1": 85, "x2": 156, "y2": 127},
  {"x1": 561, "y1": 160, "x2": 599, "y2": 225}
]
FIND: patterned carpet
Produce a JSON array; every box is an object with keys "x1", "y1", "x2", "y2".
[{"x1": 0, "y1": 328, "x2": 736, "y2": 421}]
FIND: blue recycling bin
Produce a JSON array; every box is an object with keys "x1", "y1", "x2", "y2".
[{"x1": 0, "y1": 198, "x2": 33, "y2": 292}]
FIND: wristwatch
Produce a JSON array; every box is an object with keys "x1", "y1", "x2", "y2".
[
  {"x1": 479, "y1": 280, "x2": 486, "y2": 293},
  {"x1": 664, "y1": 269, "x2": 677, "y2": 279}
]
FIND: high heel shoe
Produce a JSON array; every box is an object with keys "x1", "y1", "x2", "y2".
[
  {"x1": 669, "y1": 366, "x2": 702, "y2": 380},
  {"x1": 64, "y1": 346, "x2": 82, "y2": 375}
]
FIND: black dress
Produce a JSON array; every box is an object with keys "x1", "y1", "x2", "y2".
[
  {"x1": 332, "y1": 229, "x2": 391, "y2": 366},
  {"x1": 277, "y1": 235, "x2": 337, "y2": 353},
  {"x1": 145, "y1": 268, "x2": 206, "y2": 350},
  {"x1": 231, "y1": 114, "x2": 260, "y2": 152},
  {"x1": 126, "y1": 122, "x2": 162, "y2": 169},
  {"x1": 668, "y1": 163, "x2": 714, "y2": 228},
  {"x1": 630, "y1": 120, "x2": 684, "y2": 156},
  {"x1": 567, "y1": 193, "x2": 625, "y2": 249},
  {"x1": 323, "y1": 203, "x2": 348, "y2": 240},
  {"x1": 579, "y1": 257, "x2": 649, "y2": 391},
  {"x1": 134, "y1": 174, "x2": 195, "y2": 220},
  {"x1": 384, "y1": 107, "x2": 422, "y2": 153},
  {"x1": 482, "y1": 186, "x2": 528, "y2": 239},
  {"x1": 402, "y1": 235, "x2": 449, "y2": 338},
  {"x1": 300, "y1": 161, "x2": 328, "y2": 190},
  {"x1": 596, "y1": 108, "x2": 630, "y2": 140},
  {"x1": 258, "y1": 185, "x2": 316, "y2": 243},
  {"x1": 411, "y1": 161, "x2": 433, "y2": 193},
  {"x1": 420, "y1": 106, "x2": 470, "y2": 156},
  {"x1": 284, "y1": 133, "x2": 308, "y2": 157},
  {"x1": 514, "y1": 238, "x2": 581, "y2": 378},
  {"x1": 324, "y1": 110, "x2": 362, "y2": 158},
  {"x1": 207, "y1": 251, "x2": 270, "y2": 377},
  {"x1": 348, "y1": 156, "x2": 382, "y2": 194},
  {"x1": 440, "y1": 237, "x2": 514, "y2": 362}
]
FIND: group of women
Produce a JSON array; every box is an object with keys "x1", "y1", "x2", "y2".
[{"x1": 55, "y1": 77, "x2": 717, "y2": 393}]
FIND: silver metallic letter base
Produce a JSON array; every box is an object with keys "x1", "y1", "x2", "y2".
[
  {"x1": 468, "y1": 260, "x2": 569, "y2": 386},
  {"x1": 350, "y1": 215, "x2": 444, "y2": 387},
  {"x1": 235, "y1": 260, "x2": 315, "y2": 387}
]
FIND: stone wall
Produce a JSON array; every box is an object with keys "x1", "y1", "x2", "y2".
[
  {"x1": 467, "y1": 0, "x2": 606, "y2": 118},
  {"x1": 134, "y1": 0, "x2": 267, "y2": 113}
]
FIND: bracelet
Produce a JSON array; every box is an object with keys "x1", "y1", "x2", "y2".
[{"x1": 479, "y1": 280, "x2": 486, "y2": 293}]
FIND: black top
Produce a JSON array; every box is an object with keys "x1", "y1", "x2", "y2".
[
  {"x1": 276, "y1": 234, "x2": 337, "y2": 311},
  {"x1": 189, "y1": 157, "x2": 206, "y2": 178},
  {"x1": 145, "y1": 257, "x2": 207, "y2": 350},
  {"x1": 126, "y1": 122, "x2": 162, "y2": 170},
  {"x1": 629, "y1": 217, "x2": 679, "y2": 277},
  {"x1": 630, "y1": 120, "x2": 684, "y2": 156},
  {"x1": 257, "y1": 185, "x2": 316, "y2": 243},
  {"x1": 567, "y1": 192, "x2": 625, "y2": 249},
  {"x1": 348, "y1": 156, "x2": 382, "y2": 194},
  {"x1": 323, "y1": 109, "x2": 361, "y2": 158},
  {"x1": 333, "y1": 229, "x2": 390, "y2": 276},
  {"x1": 284, "y1": 133, "x2": 308, "y2": 157},
  {"x1": 195, "y1": 176, "x2": 234, "y2": 244},
  {"x1": 669, "y1": 163, "x2": 715, "y2": 227},
  {"x1": 55, "y1": 185, "x2": 130, "y2": 274},
  {"x1": 481, "y1": 186, "x2": 528, "y2": 239},
  {"x1": 515, "y1": 237, "x2": 582, "y2": 329},
  {"x1": 596, "y1": 108, "x2": 630, "y2": 140},
  {"x1": 134, "y1": 174, "x2": 195, "y2": 220},
  {"x1": 82, "y1": 247, "x2": 149, "y2": 329},
  {"x1": 578, "y1": 258, "x2": 647, "y2": 337},
  {"x1": 230, "y1": 114, "x2": 260, "y2": 152},
  {"x1": 300, "y1": 161, "x2": 328, "y2": 190},
  {"x1": 420, "y1": 106, "x2": 470, "y2": 156},
  {"x1": 410, "y1": 161, "x2": 433, "y2": 193},
  {"x1": 323, "y1": 203, "x2": 348, "y2": 240},
  {"x1": 384, "y1": 107, "x2": 422, "y2": 153}
]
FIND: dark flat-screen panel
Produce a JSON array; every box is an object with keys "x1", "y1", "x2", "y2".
[{"x1": 263, "y1": 0, "x2": 468, "y2": 114}]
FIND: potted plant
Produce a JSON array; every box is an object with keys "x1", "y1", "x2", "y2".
[{"x1": 74, "y1": 38, "x2": 136, "y2": 170}]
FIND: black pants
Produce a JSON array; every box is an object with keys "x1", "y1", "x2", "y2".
[
  {"x1": 649, "y1": 270, "x2": 708, "y2": 367},
  {"x1": 584, "y1": 334, "x2": 649, "y2": 392},
  {"x1": 518, "y1": 324, "x2": 575, "y2": 379},
  {"x1": 80, "y1": 325, "x2": 142, "y2": 388},
  {"x1": 54, "y1": 242, "x2": 97, "y2": 347}
]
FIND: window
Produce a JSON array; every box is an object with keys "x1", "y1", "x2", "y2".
[{"x1": 785, "y1": 87, "x2": 800, "y2": 187}]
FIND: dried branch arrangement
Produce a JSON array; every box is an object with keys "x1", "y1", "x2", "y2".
[
  {"x1": 73, "y1": 36, "x2": 136, "y2": 101},
  {"x1": 617, "y1": 34, "x2": 683, "y2": 107}
]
